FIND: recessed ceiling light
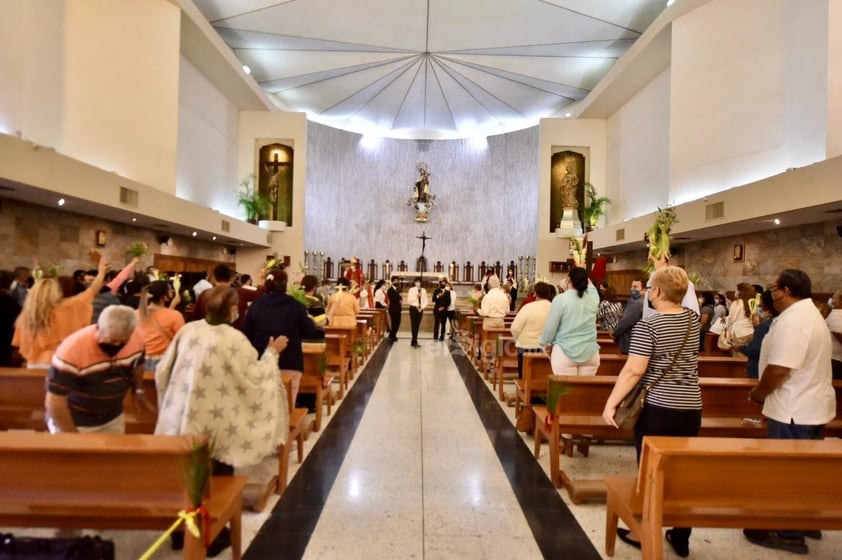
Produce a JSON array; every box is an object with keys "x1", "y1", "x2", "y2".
[
  {"x1": 667, "y1": 0, "x2": 676, "y2": 6},
  {"x1": 131, "y1": 217, "x2": 136, "y2": 222},
  {"x1": 192, "y1": 231, "x2": 197, "y2": 237},
  {"x1": 774, "y1": 218, "x2": 781, "y2": 225},
  {"x1": 242, "y1": 65, "x2": 251, "y2": 75},
  {"x1": 57, "y1": 198, "x2": 65, "y2": 206},
  {"x1": 212, "y1": 236, "x2": 217, "y2": 241},
  {"x1": 565, "y1": 113, "x2": 572, "y2": 118}
]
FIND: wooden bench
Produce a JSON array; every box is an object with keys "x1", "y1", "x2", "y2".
[
  {"x1": 326, "y1": 324, "x2": 358, "y2": 381},
  {"x1": 596, "y1": 337, "x2": 619, "y2": 354},
  {"x1": 324, "y1": 333, "x2": 350, "y2": 399},
  {"x1": 277, "y1": 373, "x2": 308, "y2": 500},
  {"x1": 605, "y1": 436, "x2": 842, "y2": 560},
  {"x1": 0, "y1": 432, "x2": 247, "y2": 560},
  {"x1": 0, "y1": 367, "x2": 158, "y2": 433},
  {"x1": 301, "y1": 341, "x2": 335, "y2": 432},
  {"x1": 494, "y1": 336, "x2": 519, "y2": 401},
  {"x1": 532, "y1": 375, "x2": 842, "y2": 503},
  {"x1": 480, "y1": 327, "x2": 510, "y2": 379},
  {"x1": 596, "y1": 354, "x2": 749, "y2": 378}
]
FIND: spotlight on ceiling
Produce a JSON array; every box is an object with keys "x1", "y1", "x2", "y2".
[
  {"x1": 57, "y1": 198, "x2": 65, "y2": 206},
  {"x1": 667, "y1": 0, "x2": 676, "y2": 6},
  {"x1": 212, "y1": 235, "x2": 217, "y2": 241},
  {"x1": 773, "y1": 218, "x2": 781, "y2": 225},
  {"x1": 565, "y1": 112, "x2": 572, "y2": 118},
  {"x1": 192, "y1": 231, "x2": 198, "y2": 237},
  {"x1": 242, "y1": 65, "x2": 251, "y2": 75}
]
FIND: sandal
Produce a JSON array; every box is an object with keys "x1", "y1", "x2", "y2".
[{"x1": 617, "y1": 528, "x2": 641, "y2": 550}]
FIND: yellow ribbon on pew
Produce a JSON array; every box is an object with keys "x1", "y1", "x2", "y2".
[{"x1": 137, "y1": 508, "x2": 202, "y2": 560}]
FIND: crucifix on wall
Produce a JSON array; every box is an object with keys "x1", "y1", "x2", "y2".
[{"x1": 258, "y1": 143, "x2": 294, "y2": 225}]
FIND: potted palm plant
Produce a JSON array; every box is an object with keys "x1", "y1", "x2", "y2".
[
  {"x1": 237, "y1": 174, "x2": 272, "y2": 224},
  {"x1": 580, "y1": 183, "x2": 611, "y2": 232}
]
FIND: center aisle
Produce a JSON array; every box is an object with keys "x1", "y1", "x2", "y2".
[{"x1": 302, "y1": 339, "x2": 542, "y2": 559}]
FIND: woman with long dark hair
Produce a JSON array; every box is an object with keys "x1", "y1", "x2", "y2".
[{"x1": 539, "y1": 267, "x2": 600, "y2": 375}]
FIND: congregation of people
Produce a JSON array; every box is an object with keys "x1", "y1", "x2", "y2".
[{"x1": 1, "y1": 250, "x2": 840, "y2": 558}]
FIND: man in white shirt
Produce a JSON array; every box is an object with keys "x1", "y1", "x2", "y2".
[
  {"x1": 406, "y1": 278, "x2": 428, "y2": 347},
  {"x1": 192, "y1": 272, "x2": 213, "y2": 298},
  {"x1": 745, "y1": 269, "x2": 835, "y2": 554},
  {"x1": 478, "y1": 276, "x2": 509, "y2": 329},
  {"x1": 827, "y1": 290, "x2": 842, "y2": 379},
  {"x1": 446, "y1": 282, "x2": 457, "y2": 339}
]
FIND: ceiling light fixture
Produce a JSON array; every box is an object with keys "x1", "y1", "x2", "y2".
[
  {"x1": 565, "y1": 113, "x2": 572, "y2": 118},
  {"x1": 774, "y1": 218, "x2": 781, "y2": 225},
  {"x1": 242, "y1": 65, "x2": 251, "y2": 75},
  {"x1": 667, "y1": 0, "x2": 676, "y2": 6},
  {"x1": 192, "y1": 231, "x2": 198, "y2": 237},
  {"x1": 57, "y1": 198, "x2": 65, "y2": 206},
  {"x1": 212, "y1": 236, "x2": 217, "y2": 241},
  {"x1": 131, "y1": 217, "x2": 136, "y2": 222}
]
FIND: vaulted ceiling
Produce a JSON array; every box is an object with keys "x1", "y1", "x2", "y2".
[{"x1": 193, "y1": 0, "x2": 668, "y2": 138}]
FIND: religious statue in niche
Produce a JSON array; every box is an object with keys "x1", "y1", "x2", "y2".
[
  {"x1": 407, "y1": 162, "x2": 436, "y2": 222},
  {"x1": 258, "y1": 143, "x2": 294, "y2": 226},
  {"x1": 549, "y1": 150, "x2": 585, "y2": 235}
]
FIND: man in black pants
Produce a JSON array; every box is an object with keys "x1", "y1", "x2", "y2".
[
  {"x1": 386, "y1": 276, "x2": 402, "y2": 342},
  {"x1": 432, "y1": 279, "x2": 450, "y2": 341}
]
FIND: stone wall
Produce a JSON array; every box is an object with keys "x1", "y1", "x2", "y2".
[
  {"x1": 0, "y1": 198, "x2": 227, "y2": 274},
  {"x1": 606, "y1": 221, "x2": 842, "y2": 293}
]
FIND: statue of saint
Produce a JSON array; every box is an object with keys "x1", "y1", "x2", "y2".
[
  {"x1": 414, "y1": 165, "x2": 430, "y2": 204},
  {"x1": 560, "y1": 158, "x2": 579, "y2": 209}
]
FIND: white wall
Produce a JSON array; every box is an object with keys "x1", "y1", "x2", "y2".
[
  {"x1": 176, "y1": 55, "x2": 240, "y2": 215},
  {"x1": 0, "y1": 1, "x2": 66, "y2": 146},
  {"x1": 606, "y1": 68, "x2": 671, "y2": 221},
  {"x1": 828, "y1": 0, "x2": 842, "y2": 159},
  {"x1": 669, "y1": 0, "x2": 829, "y2": 204}
]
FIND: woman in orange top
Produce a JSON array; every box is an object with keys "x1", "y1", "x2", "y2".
[
  {"x1": 13, "y1": 256, "x2": 108, "y2": 368},
  {"x1": 137, "y1": 280, "x2": 184, "y2": 372}
]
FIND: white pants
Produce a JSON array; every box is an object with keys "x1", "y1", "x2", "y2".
[
  {"x1": 550, "y1": 346, "x2": 600, "y2": 376},
  {"x1": 47, "y1": 413, "x2": 126, "y2": 434}
]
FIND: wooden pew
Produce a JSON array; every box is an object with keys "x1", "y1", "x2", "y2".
[
  {"x1": 301, "y1": 341, "x2": 335, "y2": 432},
  {"x1": 325, "y1": 324, "x2": 358, "y2": 381},
  {"x1": 596, "y1": 354, "x2": 749, "y2": 378},
  {"x1": 0, "y1": 432, "x2": 247, "y2": 560},
  {"x1": 481, "y1": 327, "x2": 510, "y2": 379},
  {"x1": 532, "y1": 375, "x2": 842, "y2": 503},
  {"x1": 596, "y1": 337, "x2": 619, "y2": 354},
  {"x1": 324, "y1": 333, "x2": 350, "y2": 399},
  {"x1": 494, "y1": 336, "x2": 519, "y2": 401},
  {"x1": 277, "y1": 373, "x2": 308, "y2": 499},
  {"x1": 0, "y1": 367, "x2": 158, "y2": 433},
  {"x1": 604, "y1": 437, "x2": 842, "y2": 560}
]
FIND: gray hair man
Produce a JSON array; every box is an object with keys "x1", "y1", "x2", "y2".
[{"x1": 46, "y1": 305, "x2": 149, "y2": 433}]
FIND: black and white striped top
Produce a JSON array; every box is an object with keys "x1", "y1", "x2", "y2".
[{"x1": 629, "y1": 309, "x2": 701, "y2": 410}]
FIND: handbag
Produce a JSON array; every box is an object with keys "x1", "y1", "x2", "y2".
[
  {"x1": 716, "y1": 325, "x2": 732, "y2": 351},
  {"x1": 613, "y1": 313, "x2": 693, "y2": 430},
  {"x1": 709, "y1": 317, "x2": 725, "y2": 336}
]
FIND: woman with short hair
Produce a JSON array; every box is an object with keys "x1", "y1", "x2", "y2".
[{"x1": 602, "y1": 266, "x2": 700, "y2": 557}]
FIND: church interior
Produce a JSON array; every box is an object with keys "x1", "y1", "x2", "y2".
[{"x1": 1, "y1": 0, "x2": 841, "y2": 558}]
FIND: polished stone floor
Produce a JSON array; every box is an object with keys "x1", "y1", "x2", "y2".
[{"x1": 6, "y1": 333, "x2": 841, "y2": 559}]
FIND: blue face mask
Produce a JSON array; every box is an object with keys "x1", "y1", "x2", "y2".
[{"x1": 630, "y1": 289, "x2": 641, "y2": 299}]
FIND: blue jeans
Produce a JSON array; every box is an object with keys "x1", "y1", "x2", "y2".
[{"x1": 767, "y1": 418, "x2": 824, "y2": 538}]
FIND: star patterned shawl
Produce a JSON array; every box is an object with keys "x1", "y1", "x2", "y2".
[{"x1": 154, "y1": 320, "x2": 289, "y2": 468}]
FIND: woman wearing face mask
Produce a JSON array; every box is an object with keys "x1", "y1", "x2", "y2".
[
  {"x1": 602, "y1": 266, "x2": 700, "y2": 557},
  {"x1": 732, "y1": 290, "x2": 777, "y2": 379},
  {"x1": 698, "y1": 292, "x2": 715, "y2": 351}
]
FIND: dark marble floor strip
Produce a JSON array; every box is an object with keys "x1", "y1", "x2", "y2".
[
  {"x1": 243, "y1": 342, "x2": 391, "y2": 560},
  {"x1": 448, "y1": 343, "x2": 602, "y2": 560}
]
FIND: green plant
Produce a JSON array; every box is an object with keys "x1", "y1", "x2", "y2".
[
  {"x1": 237, "y1": 174, "x2": 272, "y2": 224},
  {"x1": 644, "y1": 206, "x2": 678, "y2": 272},
  {"x1": 125, "y1": 241, "x2": 149, "y2": 258},
  {"x1": 566, "y1": 236, "x2": 586, "y2": 266},
  {"x1": 580, "y1": 183, "x2": 611, "y2": 231}
]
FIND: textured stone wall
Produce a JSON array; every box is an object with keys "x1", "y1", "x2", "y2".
[
  {"x1": 303, "y1": 122, "x2": 539, "y2": 278},
  {"x1": 0, "y1": 198, "x2": 226, "y2": 274},
  {"x1": 606, "y1": 221, "x2": 842, "y2": 292}
]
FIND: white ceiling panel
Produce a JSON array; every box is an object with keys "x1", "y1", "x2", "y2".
[{"x1": 193, "y1": 0, "x2": 667, "y2": 138}]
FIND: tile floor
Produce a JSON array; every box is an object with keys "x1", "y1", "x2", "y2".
[{"x1": 4, "y1": 334, "x2": 841, "y2": 559}]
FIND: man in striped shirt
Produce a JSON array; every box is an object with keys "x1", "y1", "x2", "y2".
[{"x1": 46, "y1": 305, "x2": 147, "y2": 433}]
